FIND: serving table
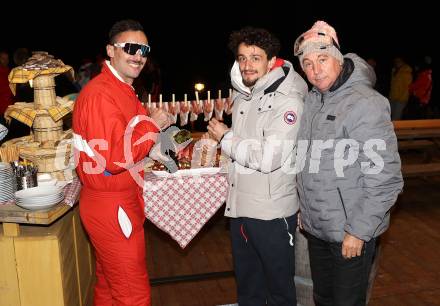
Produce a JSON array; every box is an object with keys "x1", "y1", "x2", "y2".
[
  {"x1": 0, "y1": 181, "x2": 92, "y2": 306},
  {"x1": 144, "y1": 171, "x2": 228, "y2": 249},
  {"x1": 0, "y1": 171, "x2": 229, "y2": 305}
]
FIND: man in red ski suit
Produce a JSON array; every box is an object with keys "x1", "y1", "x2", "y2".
[{"x1": 73, "y1": 19, "x2": 170, "y2": 306}]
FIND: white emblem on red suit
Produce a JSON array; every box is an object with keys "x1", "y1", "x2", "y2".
[{"x1": 284, "y1": 111, "x2": 297, "y2": 125}]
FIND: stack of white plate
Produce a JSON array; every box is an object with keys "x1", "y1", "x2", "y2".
[
  {"x1": 0, "y1": 123, "x2": 7, "y2": 141},
  {"x1": 15, "y1": 186, "x2": 64, "y2": 211},
  {"x1": 0, "y1": 162, "x2": 16, "y2": 203}
]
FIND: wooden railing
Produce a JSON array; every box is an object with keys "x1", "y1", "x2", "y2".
[
  {"x1": 393, "y1": 119, "x2": 440, "y2": 177},
  {"x1": 393, "y1": 119, "x2": 440, "y2": 130}
]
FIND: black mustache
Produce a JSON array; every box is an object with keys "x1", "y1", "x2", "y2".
[{"x1": 128, "y1": 60, "x2": 143, "y2": 65}]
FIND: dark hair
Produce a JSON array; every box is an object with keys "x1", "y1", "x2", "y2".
[
  {"x1": 13, "y1": 48, "x2": 30, "y2": 66},
  {"x1": 228, "y1": 27, "x2": 280, "y2": 59},
  {"x1": 108, "y1": 19, "x2": 145, "y2": 44}
]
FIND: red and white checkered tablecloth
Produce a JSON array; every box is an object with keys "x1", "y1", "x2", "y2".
[
  {"x1": 63, "y1": 177, "x2": 82, "y2": 207},
  {"x1": 143, "y1": 172, "x2": 228, "y2": 248}
]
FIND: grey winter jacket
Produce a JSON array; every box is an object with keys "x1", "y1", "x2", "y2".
[
  {"x1": 222, "y1": 60, "x2": 308, "y2": 220},
  {"x1": 297, "y1": 53, "x2": 404, "y2": 242}
]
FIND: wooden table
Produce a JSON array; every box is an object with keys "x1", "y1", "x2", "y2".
[
  {"x1": 395, "y1": 128, "x2": 440, "y2": 140},
  {"x1": 393, "y1": 119, "x2": 440, "y2": 177},
  {"x1": 0, "y1": 202, "x2": 94, "y2": 306},
  {"x1": 0, "y1": 202, "x2": 71, "y2": 234}
]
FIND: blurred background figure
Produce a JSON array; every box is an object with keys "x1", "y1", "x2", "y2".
[
  {"x1": 2, "y1": 48, "x2": 32, "y2": 141},
  {"x1": 405, "y1": 55, "x2": 433, "y2": 119},
  {"x1": 133, "y1": 56, "x2": 161, "y2": 103},
  {"x1": 0, "y1": 49, "x2": 14, "y2": 131},
  {"x1": 389, "y1": 56, "x2": 413, "y2": 120},
  {"x1": 366, "y1": 56, "x2": 388, "y2": 96},
  {"x1": 74, "y1": 54, "x2": 104, "y2": 91},
  {"x1": 366, "y1": 57, "x2": 377, "y2": 69},
  {"x1": 74, "y1": 59, "x2": 95, "y2": 91},
  {"x1": 12, "y1": 48, "x2": 32, "y2": 102}
]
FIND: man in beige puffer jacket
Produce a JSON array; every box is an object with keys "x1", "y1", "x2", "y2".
[{"x1": 208, "y1": 26, "x2": 307, "y2": 306}]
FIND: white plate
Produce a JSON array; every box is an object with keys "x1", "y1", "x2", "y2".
[
  {"x1": 0, "y1": 125, "x2": 7, "y2": 141},
  {"x1": 55, "y1": 181, "x2": 70, "y2": 188},
  {"x1": 0, "y1": 162, "x2": 11, "y2": 170},
  {"x1": 17, "y1": 194, "x2": 64, "y2": 204},
  {"x1": 152, "y1": 167, "x2": 221, "y2": 177},
  {"x1": 38, "y1": 179, "x2": 57, "y2": 186},
  {"x1": 16, "y1": 202, "x2": 60, "y2": 211},
  {"x1": 0, "y1": 196, "x2": 14, "y2": 201},
  {"x1": 37, "y1": 173, "x2": 52, "y2": 181},
  {"x1": 15, "y1": 186, "x2": 62, "y2": 199}
]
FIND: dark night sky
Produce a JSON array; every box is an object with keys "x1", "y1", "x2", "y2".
[{"x1": 1, "y1": 3, "x2": 434, "y2": 99}]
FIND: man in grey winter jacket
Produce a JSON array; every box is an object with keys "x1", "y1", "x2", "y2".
[
  {"x1": 294, "y1": 21, "x2": 403, "y2": 306},
  {"x1": 208, "y1": 27, "x2": 307, "y2": 306}
]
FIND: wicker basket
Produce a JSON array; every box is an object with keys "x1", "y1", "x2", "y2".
[
  {"x1": 0, "y1": 145, "x2": 20, "y2": 162},
  {"x1": 33, "y1": 112, "x2": 63, "y2": 142},
  {"x1": 19, "y1": 144, "x2": 71, "y2": 173},
  {"x1": 33, "y1": 75, "x2": 57, "y2": 109},
  {"x1": 1, "y1": 136, "x2": 37, "y2": 162},
  {"x1": 49, "y1": 168, "x2": 77, "y2": 182}
]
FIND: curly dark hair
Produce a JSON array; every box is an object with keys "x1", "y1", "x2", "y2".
[
  {"x1": 228, "y1": 27, "x2": 280, "y2": 59},
  {"x1": 109, "y1": 19, "x2": 145, "y2": 44}
]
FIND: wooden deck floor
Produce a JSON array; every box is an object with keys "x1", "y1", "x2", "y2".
[
  {"x1": 146, "y1": 211, "x2": 237, "y2": 306},
  {"x1": 146, "y1": 176, "x2": 440, "y2": 306},
  {"x1": 368, "y1": 176, "x2": 440, "y2": 306}
]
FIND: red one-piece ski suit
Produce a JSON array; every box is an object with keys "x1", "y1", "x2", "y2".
[{"x1": 72, "y1": 62, "x2": 158, "y2": 306}]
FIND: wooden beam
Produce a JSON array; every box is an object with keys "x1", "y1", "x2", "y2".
[
  {"x1": 401, "y1": 163, "x2": 440, "y2": 177},
  {"x1": 395, "y1": 128, "x2": 440, "y2": 140},
  {"x1": 393, "y1": 119, "x2": 440, "y2": 130},
  {"x1": 398, "y1": 140, "x2": 435, "y2": 150}
]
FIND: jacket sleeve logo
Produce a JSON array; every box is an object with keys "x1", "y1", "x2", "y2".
[{"x1": 284, "y1": 111, "x2": 297, "y2": 125}]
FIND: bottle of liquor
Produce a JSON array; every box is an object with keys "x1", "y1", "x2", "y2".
[{"x1": 160, "y1": 128, "x2": 192, "y2": 173}]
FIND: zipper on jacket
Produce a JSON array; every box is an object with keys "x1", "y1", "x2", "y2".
[
  {"x1": 261, "y1": 127, "x2": 271, "y2": 198},
  {"x1": 337, "y1": 187, "x2": 348, "y2": 220},
  {"x1": 268, "y1": 176, "x2": 271, "y2": 198},
  {"x1": 307, "y1": 94, "x2": 325, "y2": 152},
  {"x1": 299, "y1": 94, "x2": 325, "y2": 232}
]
